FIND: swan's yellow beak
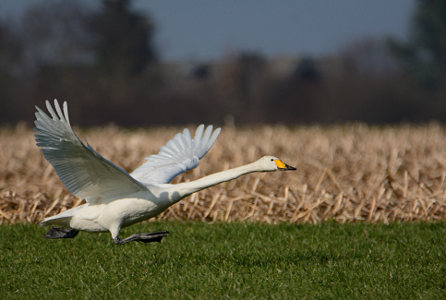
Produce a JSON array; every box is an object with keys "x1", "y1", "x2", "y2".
[{"x1": 274, "y1": 159, "x2": 296, "y2": 171}]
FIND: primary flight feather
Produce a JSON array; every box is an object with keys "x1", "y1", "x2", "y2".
[
  {"x1": 36, "y1": 100, "x2": 295, "y2": 244},
  {"x1": 131, "y1": 124, "x2": 221, "y2": 184}
]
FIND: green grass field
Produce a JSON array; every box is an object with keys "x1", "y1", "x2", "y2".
[{"x1": 1, "y1": 222, "x2": 445, "y2": 299}]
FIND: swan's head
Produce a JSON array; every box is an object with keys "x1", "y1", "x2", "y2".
[{"x1": 257, "y1": 156, "x2": 296, "y2": 172}]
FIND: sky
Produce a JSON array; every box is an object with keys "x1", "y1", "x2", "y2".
[{"x1": 0, "y1": 0, "x2": 415, "y2": 61}]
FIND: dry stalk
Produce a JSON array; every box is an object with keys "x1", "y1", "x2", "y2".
[{"x1": 1, "y1": 124, "x2": 446, "y2": 224}]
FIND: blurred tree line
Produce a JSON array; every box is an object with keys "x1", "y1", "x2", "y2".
[{"x1": 1, "y1": 0, "x2": 446, "y2": 126}]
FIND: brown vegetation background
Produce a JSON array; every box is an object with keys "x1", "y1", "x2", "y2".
[
  {"x1": 2, "y1": 2, "x2": 446, "y2": 225},
  {"x1": 1, "y1": 124, "x2": 446, "y2": 224}
]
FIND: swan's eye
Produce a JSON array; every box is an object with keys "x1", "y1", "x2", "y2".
[{"x1": 270, "y1": 158, "x2": 274, "y2": 161}]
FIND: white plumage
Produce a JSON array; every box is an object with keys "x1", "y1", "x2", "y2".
[
  {"x1": 131, "y1": 124, "x2": 220, "y2": 184},
  {"x1": 35, "y1": 100, "x2": 295, "y2": 244}
]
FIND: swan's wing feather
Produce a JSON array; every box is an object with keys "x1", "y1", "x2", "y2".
[
  {"x1": 34, "y1": 100, "x2": 146, "y2": 203},
  {"x1": 131, "y1": 125, "x2": 221, "y2": 184}
]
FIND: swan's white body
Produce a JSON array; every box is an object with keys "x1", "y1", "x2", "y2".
[{"x1": 35, "y1": 100, "x2": 295, "y2": 244}]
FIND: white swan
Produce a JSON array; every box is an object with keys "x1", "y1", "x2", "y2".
[{"x1": 35, "y1": 100, "x2": 296, "y2": 244}]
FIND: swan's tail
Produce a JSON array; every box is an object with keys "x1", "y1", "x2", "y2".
[
  {"x1": 40, "y1": 215, "x2": 72, "y2": 227},
  {"x1": 40, "y1": 205, "x2": 83, "y2": 227}
]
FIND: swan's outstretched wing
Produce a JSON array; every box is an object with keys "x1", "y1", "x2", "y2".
[
  {"x1": 131, "y1": 124, "x2": 221, "y2": 184},
  {"x1": 34, "y1": 100, "x2": 147, "y2": 203}
]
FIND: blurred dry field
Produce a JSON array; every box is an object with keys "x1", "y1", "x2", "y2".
[{"x1": 1, "y1": 124, "x2": 446, "y2": 224}]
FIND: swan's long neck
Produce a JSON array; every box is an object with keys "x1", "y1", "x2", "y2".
[{"x1": 175, "y1": 161, "x2": 263, "y2": 200}]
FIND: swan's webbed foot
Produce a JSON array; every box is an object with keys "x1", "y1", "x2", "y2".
[
  {"x1": 44, "y1": 227, "x2": 79, "y2": 239},
  {"x1": 113, "y1": 231, "x2": 169, "y2": 245}
]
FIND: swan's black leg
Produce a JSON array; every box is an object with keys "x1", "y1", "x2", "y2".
[
  {"x1": 113, "y1": 231, "x2": 169, "y2": 245},
  {"x1": 44, "y1": 227, "x2": 79, "y2": 239}
]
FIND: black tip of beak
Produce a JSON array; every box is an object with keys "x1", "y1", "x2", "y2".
[{"x1": 284, "y1": 164, "x2": 296, "y2": 171}]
